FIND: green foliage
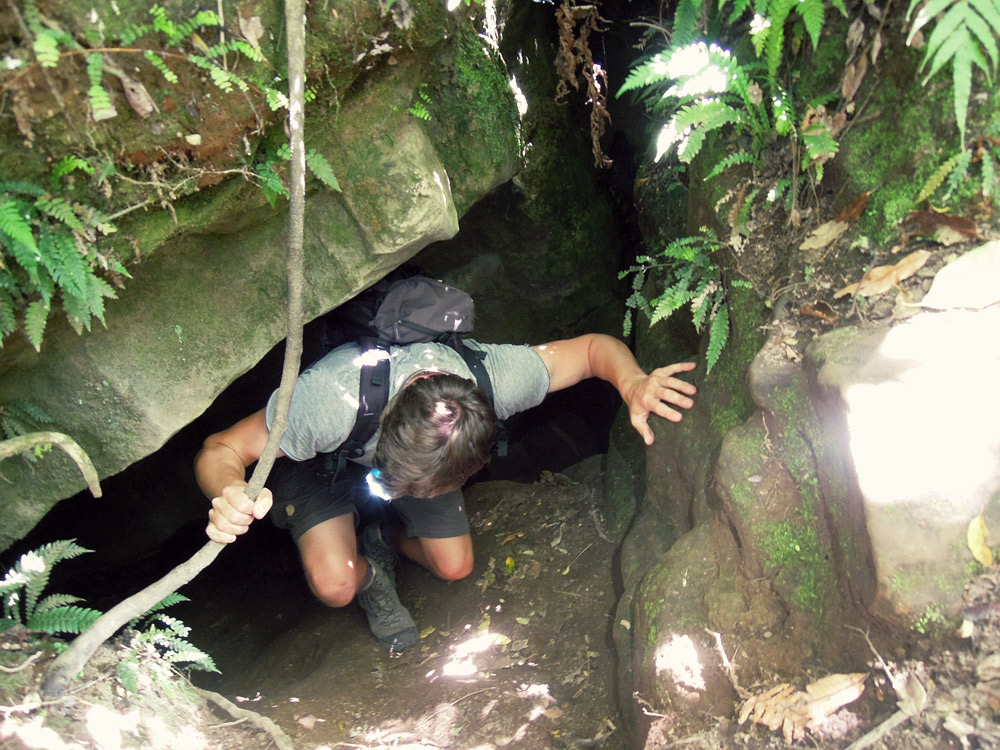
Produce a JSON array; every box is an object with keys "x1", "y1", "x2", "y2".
[
  {"x1": 122, "y1": 594, "x2": 219, "y2": 681},
  {"x1": 0, "y1": 399, "x2": 52, "y2": 441},
  {"x1": 620, "y1": 42, "x2": 773, "y2": 169},
  {"x1": 254, "y1": 144, "x2": 342, "y2": 204},
  {"x1": 620, "y1": 228, "x2": 745, "y2": 373},
  {"x1": 0, "y1": 399, "x2": 53, "y2": 461},
  {"x1": 0, "y1": 175, "x2": 126, "y2": 351},
  {"x1": 907, "y1": 0, "x2": 1000, "y2": 147},
  {"x1": 917, "y1": 142, "x2": 1000, "y2": 204},
  {"x1": 305, "y1": 150, "x2": 342, "y2": 192},
  {"x1": 0, "y1": 540, "x2": 102, "y2": 636},
  {"x1": 408, "y1": 84, "x2": 434, "y2": 121}
]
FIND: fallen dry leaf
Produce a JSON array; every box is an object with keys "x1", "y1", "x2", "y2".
[
  {"x1": 842, "y1": 54, "x2": 869, "y2": 103},
  {"x1": 836, "y1": 190, "x2": 875, "y2": 223},
  {"x1": 801, "y1": 672, "x2": 868, "y2": 726},
  {"x1": 740, "y1": 674, "x2": 867, "y2": 742},
  {"x1": 968, "y1": 513, "x2": 994, "y2": 568},
  {"x1": 799, "y1": 301, "x2": 839, "y2": 324},
  {"x1": 800, "y1": 220, "x2": 849, "y2": 251},
  {"x1": 239, "y1": 14, "x2": 265, "y2": 50},
  {"x1": 901, "y1": 209, "x2": 979, "y2": 245},
  {"x1": 834, "y1": 249, "x2": 931, "y2": 298}
]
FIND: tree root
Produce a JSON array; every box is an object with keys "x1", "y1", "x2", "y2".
[{"x1": 194, "y1": 687, "x2": 296, "y2": 750}]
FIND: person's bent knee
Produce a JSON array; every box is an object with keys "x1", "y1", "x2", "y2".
[
  {"x1": 306, "y1": 571, "x2": 358, "y2": 608},
  {"x1": 434, "y1": 557, "x2": 474, "y2": 581}
]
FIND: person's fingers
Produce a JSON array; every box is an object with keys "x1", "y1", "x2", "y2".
[
  {"x1": 252, "y1": 489, "x2": 273, "y2": 519},
  {"x1": 630, "y1": 412, "x2": 654, "y2": 445}
]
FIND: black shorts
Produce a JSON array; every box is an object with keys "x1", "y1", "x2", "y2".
[{"x1": 267, "y1": 456, "x2": 470, "y2": 543}]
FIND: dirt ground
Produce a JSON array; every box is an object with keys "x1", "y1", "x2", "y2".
[{"x1": 4, "y1": 454, "x2": 1000, "y2": 750}]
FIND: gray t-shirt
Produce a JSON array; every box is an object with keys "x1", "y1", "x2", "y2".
[{"x1": 265, "y1": 340, "x2": 550, "y2": 464}]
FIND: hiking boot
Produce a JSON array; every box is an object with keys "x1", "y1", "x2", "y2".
[
  {"x1": 357, "y1": 560, "x2": 419, "y2": 652},
  {"x1": 358, "y1": 521, "x2": 397, "y2": 587}
]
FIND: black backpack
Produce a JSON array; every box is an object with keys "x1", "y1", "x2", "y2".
[{"x1": 316, "y1": 266, "x2": 506, "y2": 481}]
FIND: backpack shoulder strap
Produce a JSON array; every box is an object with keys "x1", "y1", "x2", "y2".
[
  {"x1": 451, "y1": 338, "x2": 508, "y2": 458},
  {"x1": 325, "y1": 338, "x2": 390, "y2": 480}
]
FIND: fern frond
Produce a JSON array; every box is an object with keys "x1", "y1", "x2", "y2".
[
  {"x1": 618, "y1": 53, "x2": 671, "y2": 97},
  {"x1": 706, "y1": 150, "x2": 759, "y2": 179},
  {"x1": 0, "y1": 181, "x2": 46, "y2": 196},
  {"x1": 706, "y1": 301, "x2": 730, "y2": 373},
  {"x1": 27, "y1": 605, "x2": 102, "y2": 635},
  {"x1": 982, "y1": 148, "x2": 997, "y2": 197},
  {"x1": 798, "y1": 0, "x2": 826, "y2": 49},
  {"x1": 23, "y1": 540, "x2": 91, "y2": 616},
  {"x1": 33, "y1": 30, "x2": 61, "y2": 68},
  {"x1": 651, "y1": 287, "x2": 698, "y2": 326},
  {"x1": 306, "y1": 150, "x2": 342, "y2": 192},
  {"x1": 944, "y1": 147, "x2": 974, "y2": 198},
  {"x1": 128, "y1": 593, "x2": 190, "y2": 628},
  {"x1": 965, "y1": 3, "x2": 1000, "y2": 70},
  {"x1": 144, "y1": 50, "x2": 178, "y2": 83},
  {"x1": 23, "y1": 301, "x2": 47, "y2": 351},
  {"x1": 86, "y1": 54, "x2": 116, "y2": 121},
  {"x1": 672, "y1": 0, "x2": 704, "y2": 46},
  {"x1": 764, "y1": 0, "x2": 796, "y2": 85},
  {"x1": 0, "y1": 201, "x2": 38, "y2": 254},
  {"x1": 729, "y1": 0, "x2": 755, "y2": 23},
  {"x1": 916, "y1": 152, "x2": 960, "y2": 202},
  {"x1": 34, "y1": 593, "x2": 84, "y2": 612},
  {"x1": 37, "y1": 198, "x2": 84, "y2": 233}
]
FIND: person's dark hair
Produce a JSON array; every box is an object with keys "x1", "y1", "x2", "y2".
[{"x1": 373, "y1": 374, "x2": 498, "y2": 498}]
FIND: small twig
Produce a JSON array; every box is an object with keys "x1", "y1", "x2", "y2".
[
  {"x1": 706, "y1": 629, "x2": 749, "y2": 699},
  {"x1": 562, "y1": 543, "x2": 593, "y2": 575},
  {"x1": 207, "y1": 716, "x2": 248, "y2": 729},
  {"x1": 216, "y1": 0, "x2": 227, "y2": 71},
  {"x1": 0, "y1": 651, "x2": 43, "y2": 674},
  {"x1": 425, "y1": 687, "x2": 494, "y2": 720}
]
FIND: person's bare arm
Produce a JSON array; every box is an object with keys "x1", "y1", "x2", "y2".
[
  {"x1": 195, "y1": 409, "x2": 279, "y2": 543},
  {"x1": 531, "y1": 333, "x2": 696, "y2": 445}
]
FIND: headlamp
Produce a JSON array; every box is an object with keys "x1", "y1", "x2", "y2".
[{"x1": 366, "y1": 468, "x2": 393, "y2": 501}]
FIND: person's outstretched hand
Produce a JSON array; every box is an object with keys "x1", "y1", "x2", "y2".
[
  {"x1": 206, "y1": 484, "x2": 273, "y2": 543},
  {"x1": 622, "y1": 361, "x2": 697, "y2": 445}
]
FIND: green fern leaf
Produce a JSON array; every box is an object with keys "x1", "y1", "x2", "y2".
[
  {"x1": 728, "y1": 0, "x2": 754, "y2": 23},
  {"x1": 706, "y1": 302, "x2": 730, "y2": 374},
  {"x1": 120, "y1": 22, "x2": 150, "y2": 45},
  {"x1": 23, "y1": 540, "x2": 91, "y2": 616},
  {"x1": 0, "y1": 201, "x2": 38, "y2": 254},
  {"x1": 306, "y1": 150, "x2": 342, "y2": 192},
  {"x1": 651, "y1": 289, "x2": 697, "y2": 326},
  {"x1": 923, "y1": 23, "x2": 971, "y2": 81},
  {"x1": 968, "y1": 0, "x2": 1000, "y2": 49},
  {"x1": 672, "y1": 0, "x2": 704, "y2": 47},
  {"x1": 27, "y1": 605, "x2": 102, "y2": 635},
  {"x1": 764, "y1": 0, "x2": 796, "y2": 84},
  {"x1": 23, "y1": 300, "x2": 47, "y2": 351},
  {"x1": 798, "y1": 0, "x2": 826, "y2": 49},
  {"x1": 706, "y1": 150, "x2": 759, "y2": 179},
  {"x1": 34, "y1": 593, "x2": 84, "y2": 612},
  {"x1": 0, "y1": 181, "x2": 46, "y2": 196},
  {"x1": 952, "y1": 39, "x2": 976, "y2": 145},
  {"x1": 37, "y1": 198, "x2": 84, "y2": 233},
  {"x1": 908, "y1": 0, "x2": 963, "y2": 38},
  {"x1": 965, "y1": 3, "x2": 1000, "y2": 70},
  {"x1": 982, "y1": 149, "x2": 996, "y2": 197},
  {"x1": 32, "y1": 30, "x2": 61, "y2": 68},
  {"x1": 916, "y1": 153, "x2": 960, "y2": 202},
  {"x1": 944, "y1": 147, "x2": 974, "y2": 198}
]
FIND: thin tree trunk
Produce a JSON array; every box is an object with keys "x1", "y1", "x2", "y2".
[{"x1": 41, "y1": 0, "x2": 309, "y2": 697}]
